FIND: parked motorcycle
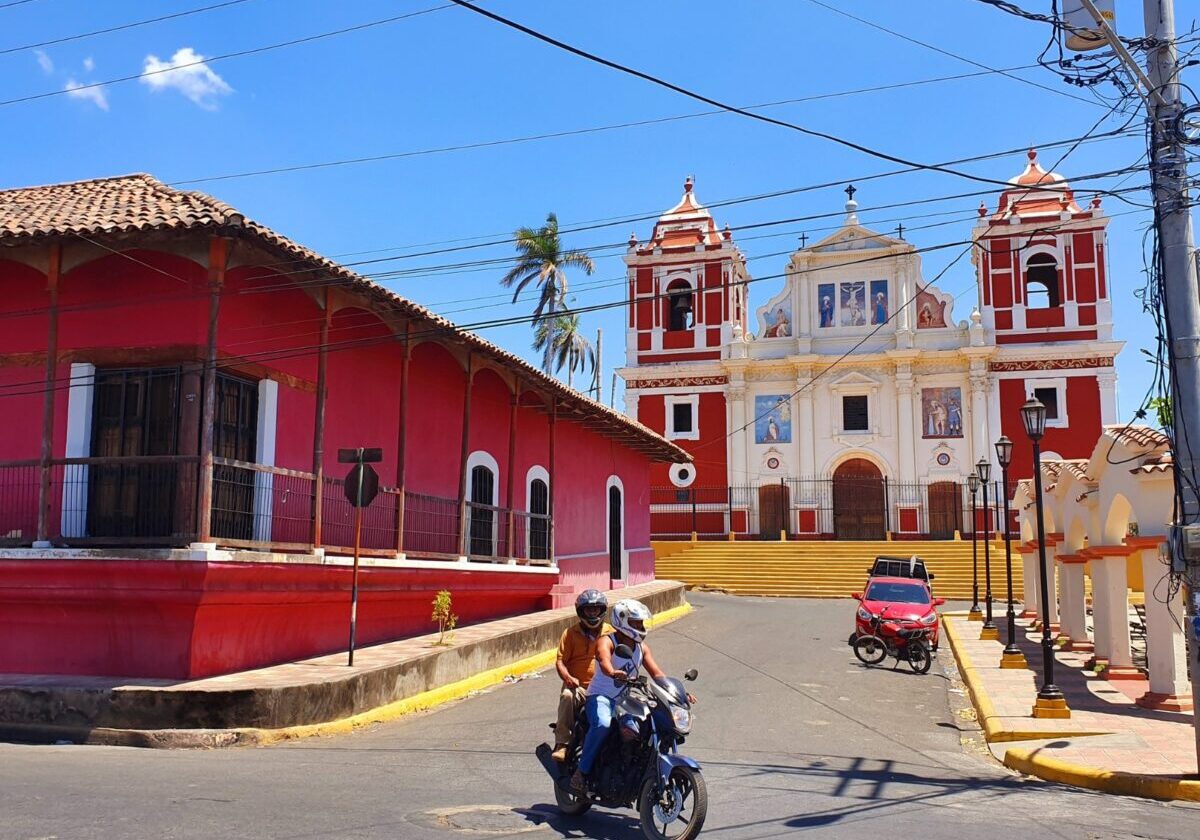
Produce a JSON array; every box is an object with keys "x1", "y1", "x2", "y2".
[
  {"x1": 537, "y1": 646, "x2": 706, "y2": 840},
  {"x1": 853, "y1": 606, "x2": 933, "y2": 674}
]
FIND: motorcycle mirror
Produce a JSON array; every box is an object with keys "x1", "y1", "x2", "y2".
[
  {"x1": 684, "y1": 669, "x2": 698, "y2": 681},
  {"x1": 614, "y1": 644, "x2": 634, "y2": 659},
  {"x1": 851, "y1": 592, "x2": 862, "y2": 601}
]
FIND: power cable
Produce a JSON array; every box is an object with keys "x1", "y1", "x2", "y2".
[
  {"x1": 446, "y1": 0, "x2": 1112, "y2": 192},
  {"x1": 0, "y1": 0, "x2": 255, "y2": 57}
]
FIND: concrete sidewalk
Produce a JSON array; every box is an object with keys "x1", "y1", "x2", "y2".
[
  {"x1": 0, "y1": 580, "x2": 687, "y2": 748},
  {"x1": 944, "y1": 612, "x2": 1200, "y2": 801}
]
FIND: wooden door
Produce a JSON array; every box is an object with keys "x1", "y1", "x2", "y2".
[
  {"x1": 757, "y1": 483, "x2": 790, "y2": 539},
  {"x1": 927, "y1": 481, "x2": 962, "y2": 540},
  {"x1": 832, "y1": 459, "x2": 885, "y2": 540}
]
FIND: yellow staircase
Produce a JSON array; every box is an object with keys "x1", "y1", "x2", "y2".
[{"x1": 655, "y1": 539, "x2": 1021, "y2": 600}]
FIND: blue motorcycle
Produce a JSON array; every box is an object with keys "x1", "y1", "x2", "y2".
[{"x1": 537, "y1": 646, "x2": 706, "y2": 840}]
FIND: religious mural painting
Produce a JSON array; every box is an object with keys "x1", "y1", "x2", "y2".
[
  {"x1": 869, "y1": 279, "x2": 888, "y2": 325},
  {"x1": 915, "y1": 289, "x2": 948, "y2": 328},
  {"x1": 839, "y1": 281, "x2": 866, "y2": 327},
  {"x1": 763, "y1": 301, "x2": 792, "y2": 338},
  {"x1": 817, "y1": 283, "x2": 835, "y2": 328},
  {"x1": 921, "y1": 387, "x2": 964, "y2": 438},
  {"x1": 754, "y1": 395, "x2": 792, "y2": 444}
]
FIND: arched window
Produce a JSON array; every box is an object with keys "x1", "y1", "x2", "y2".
[
  {"x1": 466, "y1": 451, "x2": 499, "y2": 557},
  {"x1": 1025, "y1": 253, "x2": 1061, "y2": 309},
  {"x1": 606, "y1": 476, "x2": 625, "y2": 580},
  {"x1": 665, "y1": 278, "x2": 693, "y2": 331},
  {"x1": 528, "y1": 474, "x2": 549, "y2": 561}
]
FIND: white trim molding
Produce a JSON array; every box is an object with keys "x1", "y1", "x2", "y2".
[
  {"x1": 605, "y1": 474, "x2": 628, "y2": 581},
  {"x1": 252, "y1": 378, "x2": 279, "y2": 543},
  {"x1": 665, "y1": 393, "x2": 701, "y2": 441}
]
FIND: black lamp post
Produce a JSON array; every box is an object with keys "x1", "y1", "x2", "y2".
[
  {"x1": 967, "y1": 473, "x2": 982, "y2": 620},
  {"x1": 994, "y1": 436, "x2": 1027, "y2": 668},
  {"x1": 1021, "y1": 398, "x2": 1069, "y2": 717},
  {"x1": 977, "y1": 458, "x2": 998, "y2": 639}
]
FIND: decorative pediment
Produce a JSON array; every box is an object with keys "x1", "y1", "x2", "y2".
[
  {"x1": 809, "y1": 224, "x2": 901, "y2": 253},
  {"x1": 828, "y1": 370, "x2": 882, "y2": 391}
]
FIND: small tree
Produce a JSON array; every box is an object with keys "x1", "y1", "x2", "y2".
[{"x1": 431, "y1": 589, "x2": 458, "y2": 646}]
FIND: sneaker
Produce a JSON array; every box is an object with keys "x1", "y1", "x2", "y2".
[{"x1": 551, "y1": 743, "x2": 568, "y2": 762}]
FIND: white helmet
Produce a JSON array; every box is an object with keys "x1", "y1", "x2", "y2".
[{"x1": 610, "y1": 599, "x2": 653, "y2": 642}]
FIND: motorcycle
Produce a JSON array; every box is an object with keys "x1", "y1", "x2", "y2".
[
  {"x1": 853, "y1": 606, "x2": 933, "y2": 674},
  {"x1": 537, "y1": 645, "x2": 706, "y2": 840}
]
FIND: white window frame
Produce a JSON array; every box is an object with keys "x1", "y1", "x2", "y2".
[
  {"x1": 665, "y1": 394, "x2": 700, "y2": 441},
  {"x1": 466, "y1": 450, "x2": 501, "y2": 555},
  {"x1": 524, "y1": 464, "x2": 550, "y2": 562},
  {"x1": 1025, "y1": 377, "x2": 1069, "y2": 429},
  {"x1": 606, "y1": 475, "x2": 628, "y2": 582},
  {"x1": 60, "y1": 362, "x2": 96, "y2": 539},
  {"x1": 252, "y1": 378, "x2": 278, "y2": 543}
]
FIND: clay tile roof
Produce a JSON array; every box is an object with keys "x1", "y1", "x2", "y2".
[
  {"x1": 639, "y1": 176, "x2": 723, "y2": 253},
  {"x1": 0, "y1": 174, "x2": 689, "y2": 464},
  {"x1": 1131, "y1": 452, "x2": 1174, "y2": 475},
  {"x1": 990, "y1": 149, "x2": 1080, "y2": 220},
  {"x1": 1105, "y1": 423, "x2": 1170, "y2": 450},
  {"x1": 1058, "y1": 459, "x2": 1093, "y2": 484},
  {"x1": 1040, "y1": 460, "x2": 1065, "y2": 478}
]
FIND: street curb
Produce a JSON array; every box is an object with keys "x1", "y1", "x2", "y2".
[
  {"x1": 2, "y1": 602, "x2": 694, "y2": 749},
  {"x1": 941, "y1": 615, "x2": 1111, "y2": 743},
  {"x1": 1004, "y1": 747, "x2": 1200, "y2": 803}
]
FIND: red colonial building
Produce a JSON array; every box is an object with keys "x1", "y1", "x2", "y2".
[{"x1": 0, "y1": 174, "x2": 687, "y2": 679}]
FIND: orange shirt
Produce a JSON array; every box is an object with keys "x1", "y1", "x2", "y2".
[{"x1": 557, "y1": 622, "x2": 613, "y2": 686}]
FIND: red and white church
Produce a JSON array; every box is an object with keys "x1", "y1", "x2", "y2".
[{"x1": 618, "y1": 152, "x2": 1121, "y2": 540}]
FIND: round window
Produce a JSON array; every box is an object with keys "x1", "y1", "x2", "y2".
[
  {"x1": 936, "y1": 452, "x2": 951, "y2": 466},
  {"x1": 669, "y1": 463, "x2": 696, "y2": 488},
  {"x1": 767, "y1": 456, "x2": 781, "y2": 470}
]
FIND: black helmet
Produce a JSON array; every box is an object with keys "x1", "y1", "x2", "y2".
[{"x1": 575, "y1": 589, "x2": 608, "y2": 628}]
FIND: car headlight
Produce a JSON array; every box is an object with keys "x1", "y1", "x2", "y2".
[
  {"x1": 857, "y1": 607, "x2": 871, "y2": 621},
  {"x1": 920, "y1": 611, "x2": 938, "y2": 625},
  {"x1": 671, "y1": 706, "x2": 692, "y2": 734}
]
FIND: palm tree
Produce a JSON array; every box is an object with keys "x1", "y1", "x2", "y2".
[
  {"x1": 502, "y1": 213, "x2": 595, "y2": 326},
  {"x1": 533, "y1": 311, "x2": 596, "y2": 388}
]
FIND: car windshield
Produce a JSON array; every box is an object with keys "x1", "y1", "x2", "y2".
[{"x1": 865, "y1": 581, "x2": 930, "y2": 605}]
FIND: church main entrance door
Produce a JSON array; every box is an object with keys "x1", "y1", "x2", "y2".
[
  {"x1": 927, "y1": 481, "x2": 962, "y2": 540},
  {"x1": 758, "y1": 483, "x2": 789, "y2": 540},
  {"x1": 832, "y1": 459, "x2": 886, "y2": 540}
]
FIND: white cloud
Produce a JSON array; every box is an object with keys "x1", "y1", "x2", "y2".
[
  {"x1": 34, "y1": 50, "x2": 53, "y2": 74},
  {"x1": 140, "y1": 47, "x2": 232, "y2": 110},
  {"x1": 83, "y1": 56, "x2": 95, "y2": 72},
  {"x1": 64, "y1": 79, "x2": 109, "y2": 111}
]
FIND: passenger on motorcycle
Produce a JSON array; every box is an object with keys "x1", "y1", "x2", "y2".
[
  {"x1": 570, "y1": 598, "x2": 696, "y2": 794},
  {"x1": 551, "y1": 589, "x2": 612, "y2": 763}
]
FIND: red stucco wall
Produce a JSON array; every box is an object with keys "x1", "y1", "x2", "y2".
[{"x1": 998, "y1": 375, "x2": 1103, "y2": 479}]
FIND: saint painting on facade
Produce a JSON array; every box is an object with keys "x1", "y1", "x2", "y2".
[
  {"x1": 754, "y1": 395, "x2": 792, "y2": 444},
  {"x1": 817, "y1": 283, "x2": 834, "y2": 328},
  {"x1": 915, "y1": 289, "x2": 948, "y2": 328},
  {"x1": 840, "y1": 281, "x2": 865, "y2": 326},
  {"x1": 763, "y1": 303, "x2": 792, "y2": 338},
  {"x1": 921, "y1": 387, "x2": 964, "y2": 438},
  {"x1": 870, "y1": 279, "x2": 888, "y2": 325}
]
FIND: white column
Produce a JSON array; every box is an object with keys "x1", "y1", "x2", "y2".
[
  {"x1": 1042, "y1": 542, "x2": 1060, "y2": 628},
  {"x1": 728, "y1": 385, "x2": 747, "y2": 486},
  {"x1": 896, "y1": 379, "x2": 915, "y2": 482},
  {"x1": 61, "y1": 362, "x2": 96, "y2": 539},
  {"x1": 1098, "y1": 371, "x2": 1118, "y2": 426},
  {"x1": 1140, "y1": 546, "x2": 1192, "y2": 703},
  {"x1": 796, "y1": 375, "x2": 815, "y2": 479},
  {"x1": 969, "y1": 372, "x2": 990, "y2": 467},
  {"x1": 1058, "y1": 560, "x2": 1090, "y2": 646},
  {"x1": 1090, "y1": 557, "x2": 1113, "y2": 662},
  {"x1": 1097, "y1": 554, "x2": 1135, "y2": 674},
  {"x1": 1021, "y1": 548, "x2": 1041, "y2": 616}
]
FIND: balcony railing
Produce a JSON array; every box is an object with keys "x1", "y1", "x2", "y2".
[{"x1": 0, "y1": 455, "x2": 553, "y2": 565}]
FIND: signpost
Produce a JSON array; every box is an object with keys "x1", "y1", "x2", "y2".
[{"x1": 338, "y1": 447, "x2": 383, "y2": 666}]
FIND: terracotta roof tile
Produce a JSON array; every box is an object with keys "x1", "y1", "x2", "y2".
[
  {"x1": 0, "y1": 174, "x2": 689, "y2": 464},
  {"x1": 1104, "y1": 423, "x2": 1170, "y2": 450}
]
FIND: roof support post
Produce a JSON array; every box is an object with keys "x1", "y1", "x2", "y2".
[
  {"x1": 35, "y1": 243, "x2": 62, "y2": 546},
  {"x1": 548, "y1": 399, "x2": 557, "y2": 563},
  {"x1": 393, "y1": 323, "x2": 411, "y2": 554},
  {"x1": 457, "y1": 353, "x2": 475, "y2": 558},
  {"x1": 310, "y1": 285, "x2": 331, "y2": 551},
  {"x1": 195, "y1": 237, "x2": 228, "y2": 543}
]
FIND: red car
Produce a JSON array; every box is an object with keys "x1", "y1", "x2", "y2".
[{"x1": 852, "y1": 576, "x2": 945, "y2": 652}]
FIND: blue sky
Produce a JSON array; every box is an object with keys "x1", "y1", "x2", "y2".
[{"x1": 4, "y1": 0, "x2": 1192, "y2": 419}]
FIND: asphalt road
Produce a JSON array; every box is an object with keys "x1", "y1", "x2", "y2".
[{"x1": 3, "y1": 592, "x2": 1198, "y2": 839}]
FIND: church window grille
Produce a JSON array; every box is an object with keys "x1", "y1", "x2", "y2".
[{"x1": 842, "y1": 395, "x2": 869, "y2": 432}]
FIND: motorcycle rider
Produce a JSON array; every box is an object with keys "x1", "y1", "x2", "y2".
[
  {"x1": 570, "y1": 598, "x2": 695, "y2": 793},
  {"x1": 551, "y1": 589, "x2": 611, "y2": 763}
]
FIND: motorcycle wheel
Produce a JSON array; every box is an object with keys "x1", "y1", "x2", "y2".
[
  {"x1": 906, "y1": 643, "x2": 932, "y2": 674},
  {"x1": 639, "y1": 766, "x2": 707, "y2": 840},
  {"x1": 554, "y1": 782, "x2": 592, "y2": 817},
  {"x1": 853, "y1": 635, "x2": 887, "y2": 665}
]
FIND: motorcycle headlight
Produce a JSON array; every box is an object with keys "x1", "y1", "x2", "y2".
[
  {"x1": 920, "y1": 611, "x2": 938, "y2": 626},
  {"x1": 856, "y1": 607, "x2": 871, "y2": 622},
  {"x1": 671, "y1": 706, "x2": 692, "y2": 734}
]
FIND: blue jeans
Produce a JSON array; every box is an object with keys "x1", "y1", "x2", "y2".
[{"x1": 578, "y1": 694, "x2": 614, "y2": 775}]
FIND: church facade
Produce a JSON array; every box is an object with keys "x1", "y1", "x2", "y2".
[{"x1": 617, "y1": 152, "x2": 1122, "y2": 540}]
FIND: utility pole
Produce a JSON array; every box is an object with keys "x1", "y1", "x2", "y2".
[
  {"x1": 594, "y1": 328, "x2": 603, "y2": 399},
  {"x1": 1080, "y1": 0, "x2": 1199, "y2": 765}
]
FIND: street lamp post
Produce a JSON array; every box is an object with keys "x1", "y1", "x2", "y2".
[
  {"x1": 1022, "y1": 398, "x2": 1070, "y2": 719},
  {"x1": 967, "y1": 473, "x2": 982, "y2": 620},
  {"x1": 995, "y1": 436, "x2": 1028, "y2": 669},
  {"x1": 977, "y1": 458, "x2": 999, "y2": 641}
]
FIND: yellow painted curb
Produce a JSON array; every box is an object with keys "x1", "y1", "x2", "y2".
[
  {"x1": 244, "y1": 601, "x2": 695, "y2": 746},
  {"x1": 1005, "y1": 747, "x2": 1200, "y2": 803},
  {"x1": 942, "y1": 616, "x2": 1110, "y2": 743}
]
